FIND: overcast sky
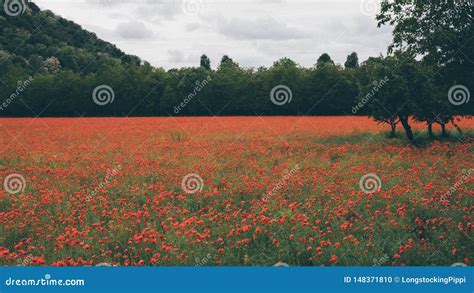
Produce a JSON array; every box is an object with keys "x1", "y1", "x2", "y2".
[{"x1": 34, "y1": 0, "x2": 393, "y2": 69}]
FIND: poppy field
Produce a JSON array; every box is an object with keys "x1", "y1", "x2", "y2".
[{"x1": 0, "y1": 117, "x2": 473, "y2": 266}]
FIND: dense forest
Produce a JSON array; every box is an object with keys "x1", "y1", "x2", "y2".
[{"x1": 0, "y1": 1, "x2": 473, "y2": 141}]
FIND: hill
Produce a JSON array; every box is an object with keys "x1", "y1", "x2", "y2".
[
  {"x1": 0, "y1": 0, "x2": 471, "y2": 127},
  {"x1": 0, "y1": 1, "x2": 141, "y2": 74}
]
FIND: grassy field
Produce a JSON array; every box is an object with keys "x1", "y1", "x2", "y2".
[{"x1": 0, "y1": 117, "x2": 473, "y2": 266}]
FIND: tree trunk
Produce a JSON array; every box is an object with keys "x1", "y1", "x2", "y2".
[
  {"x1": 428, "y1": 123, "x2": 435, "y2": 139},
  {"x1": 390, "y1": 122, "x2": 397, "y2": 138},
  {"x1": 451, "y1": 119, "x2": 463, "y2": 134},
  {"x1": 399, "y1": 115, "x2": 414, "y2": 143},
  {"x1": 441, "y1": 124, "x2": 448, "y2": 137}
]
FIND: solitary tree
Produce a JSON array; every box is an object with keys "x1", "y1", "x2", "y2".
[
  {"x1": 360, "y1": 53, "x2": 431, "y2": 143},
  {"x1": 377, "y1": 0, "x2": 473, "y2": 68},
  {"x1": 316, "y1": 53, "x2": 335, "y2": 68},
  {"x1": 377, "y1": 0, "x2": 473, "y2": 115},
  {"x1": 410, "y1": 64, "x2": 446, "y2": 138},
  {"x1": 220, "y1": 55, "x2": 233, "y2": 65},
  {"x1": 200, "y1": 54, "x2": 211, "y2": 70},
  {"x1": 344, "y1": 52, "x2": 359, "y2": 69},
  {"x1": 359, "y1": 57, "x2": 400, "y2": 138}
]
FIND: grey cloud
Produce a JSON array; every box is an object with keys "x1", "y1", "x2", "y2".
[
  {"x1": 85, "y1": 0, "x2": 181, "y2": 21},
  {"x1": 115, "y1": 21, "x2": 154, "y2": 39},
  {"x1": 135, "y1": 1, "x2": 181, "y2": 21},
  {"x1": 168, "y1": 50, "x2": 185, "y2": 63},
  {"x1": 217, "y1": 16, "x2": 308, "y2": 40},
  {"x1": 185, "y1": 23, "x2": 201, "y2": 32},
  {"x1": 35, "y1": 0, "x2": 393, "y2": 69}
]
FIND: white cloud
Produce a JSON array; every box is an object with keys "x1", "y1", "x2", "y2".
[
  {"x1": 33, "y1": 0, "x2": 393, "y2": 69},
  {"x1": 216, "y1": 16, "x2": 308, "y2": 40},
  {"x1": 168, "y1": 49, "x2": 184, "y2": 63},
  {"x1": 115, "y1": 21, "x2": 154, "y2": 39}
]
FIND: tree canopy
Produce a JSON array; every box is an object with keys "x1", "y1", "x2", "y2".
[{"x1": 0, "y1": 0, "x2": 472, "y2": 143}]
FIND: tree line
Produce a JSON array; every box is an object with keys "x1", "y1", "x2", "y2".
[{"x1": 0, "y1": 0, "x2": 472, "y2": 143}]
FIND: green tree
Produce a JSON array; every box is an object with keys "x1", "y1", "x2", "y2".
[
  {"x1": 377, "y1": 0, "x2": 473, "y2": 67},
  {"x1": 200, "y1": 54, "x2": 211, "y2": 70},
  {"x1": 359, "y1": 54, "x2": 430, "y2": 142},
  {"x1": 344, "y1": 52, "x2": 359, "y2": 69},
  {"x1": 41, "y1": 57, "x2": 61, "y2": 73},
  {"x1": 316, "y1": 53, "x2": 334, "y2": 68},
  {"x1": 266, "y1": 58, "x2": 305, "y2": 115},
  {"x1": 306, "y1": 63, "x2": 357, "y2": 115},
  {"x1": 377, "y1": 0, "x2": 473, "y2": 115},
  {"x1": 219, "y1": 55, "x2": 235, "y2": 68}
]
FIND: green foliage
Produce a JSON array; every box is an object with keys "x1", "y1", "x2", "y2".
[
  {"x1": 375, "y1": 0, "x2": 474, "y2": 140},
  {"x1": 200, "y1": 55, "x2": 211, "y2": 70},
  {"x1": 316, "y1": 53, "x2": 335, "y2": 68},
  {"x1": 377, "y1": 0, "x2": 474, "y2": 113},
  {"x1": 344, "y1": 52, "x2": 359, "y2": 69},
  {"x1": 0, "y1": 0, "x2": 472, "y2": 127}
]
